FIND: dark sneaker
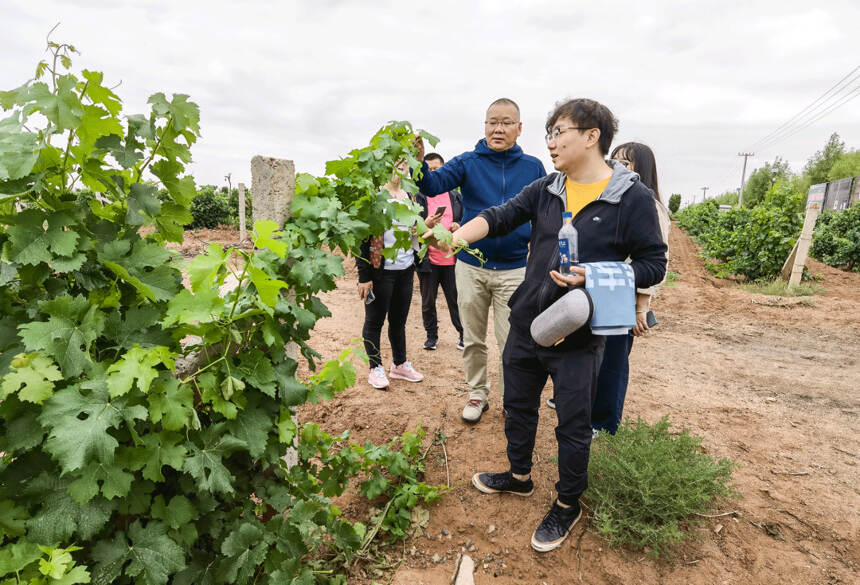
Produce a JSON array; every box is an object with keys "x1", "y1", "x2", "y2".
[
  {"x1": 530, "y1": 499, "x2": 582, "y2": 552},
  {"x1": 471, "y1": 471, "x2": 534, "y2": 496},
  {"x1": 423, "y1": 338, "x2": 437, "y2": 350},
  {"x1": 546, "y1": 398, "x2": 556, "y2": 409},
  {"x1": 456, "y1": 335, "x2": 465, "y2": 351}
]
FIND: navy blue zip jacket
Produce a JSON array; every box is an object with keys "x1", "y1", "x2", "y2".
[
  {"x1": 416, "y1": 139, "x2": 546, "y2": 270},
  {"x1": 478, "y1": 162, "x2": 667, "y2": 348}
]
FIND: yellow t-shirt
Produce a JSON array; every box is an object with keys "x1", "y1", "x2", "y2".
[{"x1": 565, "y1": 176, "x2": 611, "y2": 217}]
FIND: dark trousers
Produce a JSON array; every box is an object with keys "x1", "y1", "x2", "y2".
[
  {"x1": 362, "y1": 265, "x2": 414, "y2": 368},
  {"x1": 417, "y1": 264, "x2": 463, "y2": 341},
  {"x1": 591, "y1": 333, "x2": 635, "y2": 434},
  {"x1": 502, "y1": 326, "x2": 605, "y2": 504}
]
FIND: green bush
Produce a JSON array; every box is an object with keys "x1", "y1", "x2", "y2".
[
  {"x1": 677, "y1": 189, "x2": 803, "y2": 280},
  {"x1": 586, "y1": 417, "x2": 738, "y2": 557},
  {"x1": 668, "y1": 193, "x2": 681, "y2": 214},
  {"x1": 811, "y1": 205, "x2": 860, "y2": 271},
  {"x1": 0, "y1": 42, "x2": 443, "y2": 585},
  {"x1": 190, "y1": 186, "x2": 233, "y2": 228}
]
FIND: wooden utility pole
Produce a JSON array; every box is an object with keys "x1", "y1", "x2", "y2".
[
  {"x1": 701, "y1": 186, "x2": 709, "y2": 202},
  {"x1": 738, "y1": 152, "x2": 754, "y2": 207}
]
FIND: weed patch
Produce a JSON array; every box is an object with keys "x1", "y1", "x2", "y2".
[{"x1": 585, "y1": 417, "x2": 738, "y2": 557}]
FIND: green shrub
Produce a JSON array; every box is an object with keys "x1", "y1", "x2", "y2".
[
  {"x1": 668, "y1": 193, "x2": 681, "y2": 214},
  {"x1": 0, "y1": 42, "x2": 443, "y2": 585},
  {"x1": 190, "y1": 186, "x2": 233, "y2": 228},
  {"x1": 677, "y1": 189, "x2": 803, "y2": 280},
  {"x1": 811, "y1": 206, "x2": 860, "y2": 271},
  {"x1": 585, "y1": 417, "x2": 738, "y2": 557}
]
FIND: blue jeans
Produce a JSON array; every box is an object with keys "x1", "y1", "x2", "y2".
[{"x1": 590, "y1": 333, "x2": 635, "y2": 434}]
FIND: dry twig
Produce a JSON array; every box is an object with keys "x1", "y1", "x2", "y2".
[{"x1": 693, "y1": 510, "x2": 739, "y2": 518}]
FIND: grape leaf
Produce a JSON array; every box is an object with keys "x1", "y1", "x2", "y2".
[
  {"x1": 125, "y1": 431, "x2": 187, "y2": 482},
  {"x1": 25, "y1": 474, "x2": 114, "y2": 543},
  {"x1": 125, "y1": 520, "x2": 186, "y2": 585},
  {"x1": 151, "y1": 495, "x2": 198, "y2": 530},
  {"x1": 148, "y1": 377, "x2": 195, "y2": 431},
  {"x1": 6, "y1": 208, "x2": 79, "y2": 266},
  {"x1": 39, "y1": 385, "x2": 146, "y2": 473},
  {"x1": 234, "y1": 350, "x2": 276, "y2": 397},
  {"x1": 0, "y1": 113, "x2": 39, "y2": 180},
  {"x1": 106, "y1": 345, "x2": 175, "y2": 397},
  {"x1": 1, "y1": 352, "x2": 62, "y2": 404},
  {"x1": 188, "y1": 243, "x2": 229, "y2": 293},
  {"x1": 183, "y1": 428, "x2": 238, "y2": 494},
  {"x1": 251, "y1": 220, "x2": 287, "y2": 258},
  {"x1": 68, "y1": 461, "x2": 135, "y2": 504},
  {"x1": 162, "y1": 288, "x2": 225, "y2": 326},
  {"x1": 225, "y1": 403, "x2": 272, "y2": 458}
]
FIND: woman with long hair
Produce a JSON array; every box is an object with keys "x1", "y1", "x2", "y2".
[
  {"x1": 547, "y1": 141, "x2": 670, "y2": 437},
  {"x1": 357, "y1": 161, "x2": 425, "y2": 390},
  {"x1": 590, "y1": 142, "x2": 670, "y2": 434}
]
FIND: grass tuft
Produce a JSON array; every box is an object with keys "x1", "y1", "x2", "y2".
[
  {"x1": 585, "y1": 416, "x2": 738, "y2": 557},
  {"x1": 664, "y1": 271, "x2": 680, "y2": 287},
  {"x1": 738, "y1": 279, "x2": 825, "y2": 296}
]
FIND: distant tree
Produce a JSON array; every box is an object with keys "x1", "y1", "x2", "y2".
[
  {"x1": 803, "y1": 132, "x2": 846, "y2": 185},
  {"x1": 711, "y1": 190, "x2": 739, "y2": 206},
  {"x1": 668, "y1": 193, "x2": 681, "y2": 213},
  {"x1": 742, "y1": 157, "x2": 792, "y2": 208},
  {"x1": 827, "y1": 151, "x2": 860, "y2": 182}
]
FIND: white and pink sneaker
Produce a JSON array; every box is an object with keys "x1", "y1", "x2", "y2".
[
  {"x1": 368, "y1": 365, "x2": 390, "y2": 390},
  {"x1": 389, "y1": 361, "x2": 424, "y2": 382}
]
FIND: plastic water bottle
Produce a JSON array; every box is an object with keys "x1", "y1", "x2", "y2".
[{"x1": 558, "y1": 211, "x2": 578, "y2": 274}]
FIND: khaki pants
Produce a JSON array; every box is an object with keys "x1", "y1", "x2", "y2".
[{"x1": 455, "y1": 261, "x2": 526, "y2": 404}]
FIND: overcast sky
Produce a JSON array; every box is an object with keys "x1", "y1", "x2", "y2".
[{"x1": 3, "y1": 0, "x2": 859, "y2": 206}]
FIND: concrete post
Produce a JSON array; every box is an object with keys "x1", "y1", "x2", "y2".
[
  {"x1": 250, "y1": 156, "x2": 295, "y2": 230},
  {"x1": 251, "y1": 155, "x2": 299, "y2": 468},
  {"x1": 237, "y1": 182, "x2": 247, "y2": 243}
]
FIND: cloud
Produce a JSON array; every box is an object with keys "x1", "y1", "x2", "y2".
[{"x1": 2, "y1": 0, "x2": 859, "y2": 204}]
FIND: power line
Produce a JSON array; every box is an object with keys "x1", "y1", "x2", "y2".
[
  {"x1": 747, "y1": 65, "x2": 860, "y2": 151},
  {"x1": 756, "y1": 84, "x2": 860, "y2": 152}
]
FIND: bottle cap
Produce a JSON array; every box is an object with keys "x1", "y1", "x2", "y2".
[{"x1": 562, "y1": 211, "x2": 572, "y2": 220}]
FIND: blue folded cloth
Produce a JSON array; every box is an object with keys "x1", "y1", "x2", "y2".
[{"x1": 582, "y1": 261, "x2": 636, "y2": 335}]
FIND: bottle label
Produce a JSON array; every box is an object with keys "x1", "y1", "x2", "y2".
[{"x1": 558, "y1": 238, "x2": 571, "y2": 273}]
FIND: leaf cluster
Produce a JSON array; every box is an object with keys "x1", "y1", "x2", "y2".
[
  {"x1": 585, "y1": 416, "x2": 738, "y2": 557},
  {"x1": 676, "y1": 188, "x2": 804, "y2": 280},
  {"x1": 811, "y1": 205, "x2": 860, "y2": 271},
  {"x1": 1, "y1": 42, "x2": 444, "y2": 585}
]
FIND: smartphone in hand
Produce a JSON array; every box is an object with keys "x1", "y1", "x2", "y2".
[
  {"x1": 646, "y1": 310, "x2": 658, "y2": 328},
  {"x1": 434, "y1": 206, "x2": 446, "y2": 216}
]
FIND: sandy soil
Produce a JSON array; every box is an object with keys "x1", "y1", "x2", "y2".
[{"x1": 196, "y1": 225, "x2": 860, "y2": 584}]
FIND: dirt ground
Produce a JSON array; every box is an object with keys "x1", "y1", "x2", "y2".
[{"x1": 194, "y1": 225, "x2": 859, "y2": 584}]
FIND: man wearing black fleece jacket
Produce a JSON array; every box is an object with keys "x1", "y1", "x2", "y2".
[{"x1": 437, "y1": 99, "x2": 667, "y2": 552}]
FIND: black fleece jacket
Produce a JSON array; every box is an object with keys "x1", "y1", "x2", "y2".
[{"x1": 478, "y1": 163, "x2": 667, "y2": 348}]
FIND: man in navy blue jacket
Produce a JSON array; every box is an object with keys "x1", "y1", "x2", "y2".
[
  {"x1": 415, "y1": 98, "x2": 546, "y2": 423},
  {"x1": 439, "y1": 98, "x2": 666, "y2": 552}
]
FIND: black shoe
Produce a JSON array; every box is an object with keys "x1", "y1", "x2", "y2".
[
  {"x1": 471, "y1": 471, "x2": 534, "y2": 496},
  {"x1": 423, "y1": 338, "x2": 437, "y2": 350},
  {"x1": 530, "y1": 499, "x2": 582, "y2": 552},
  {"x1": 546, "y1": 398, "x2": 556, "y2": 410},
  {"x1": 456, "y1": 335, "x2": 465, "y2": 351}
]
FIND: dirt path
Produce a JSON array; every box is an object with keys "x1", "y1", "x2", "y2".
[{"x1": 294, "y1": 224, "x2": 859, "y2": 585}]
